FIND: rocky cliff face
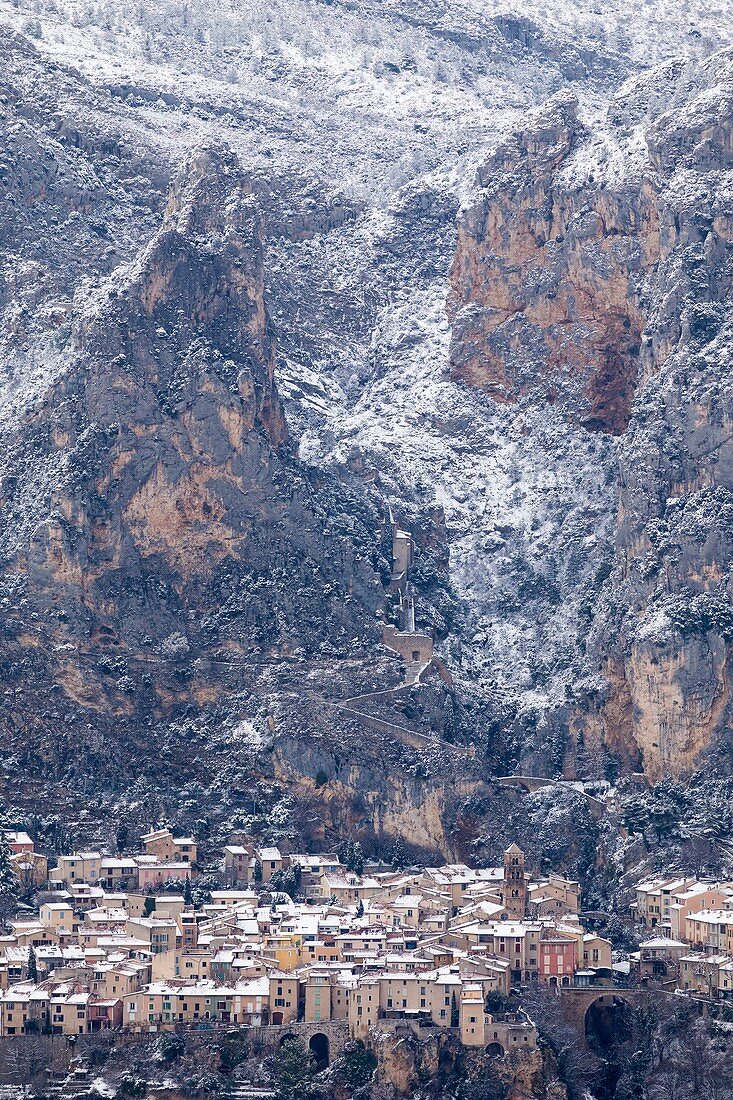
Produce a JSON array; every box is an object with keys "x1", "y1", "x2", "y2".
[
  {"x1": 0, "y1": 31, "x2": 480, "y2": 862},
  {"x1": 449, "y1": 92, "x2": 660, "y2": 435},
  {"x1": 373, "y1": 1028, "x2": 567, "y2": 1100},
  {"x1": 449, "y1": 50, "x2": 733, "y2": 779},
  {"x1": 0, "y1": 142, "x2": 384, "y2": 661},
  {"x1": 0, "y1": 38, "x2": 394, "y2": 832},
  {"x1": 3, "y1": 1, "x2": 733, "y2": 864}
]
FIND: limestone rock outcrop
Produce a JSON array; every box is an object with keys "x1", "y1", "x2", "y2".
[
  {"x1": 0, "y1": 97, "x2": 387, "y2": 815},
  {"x1": 449, "y1": 92, "x2": 660, "y2": 435},
  {"x1": 4, "y1": 6, "x2": 733, "y2": 850},
  {"x1": 0, "y1": 146, "x2": 381, "y2": 659},
  {"x1": 450, "y1": 50, "x2": 733, "y2": 779}
]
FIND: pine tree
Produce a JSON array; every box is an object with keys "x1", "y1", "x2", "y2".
[
  {"x1": 183, "y1": 878, "x2": 193, "y2": 907},
  {"x1": 0, "y1": 836, "x2": 18, "y2": 929},
  {"x1": 0, "y1": 839, "x2": 15, "y2": 891},
  {"x1": 27, "y1": 944, "x2": 38, "y2": 982},
  {"x1": 337, "y1": 839, "x2": 350, "y2": 868},
  {"x1": 350, "y1": 842, "x2": 365, "y2": 876},
  {"x1": 390, "y1": 840, "x2": 407, "y2": 870},
  {"x1": 115, "y1": 823, "x2": 129, "y2": 854},
  {"x1": 338, "y1": 839, "x2": 365, "y2": 875},
  {"x1": 270, "y1": 1037, "x2": 317, "y2": 1100}
]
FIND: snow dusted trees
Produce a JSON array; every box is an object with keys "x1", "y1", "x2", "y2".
[
  {"x1": 0, "y1": 834, "x2": 19, "y2": 929},
  {"x1": 337, "y1": 839, "x2": 365, "y2": 875}
]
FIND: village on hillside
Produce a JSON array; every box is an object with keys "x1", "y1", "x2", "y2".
[{"x1": 2, "y1": 824, "x2": 733, "y2": 1059}]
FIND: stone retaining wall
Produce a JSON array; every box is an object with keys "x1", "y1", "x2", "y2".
[{"x1": 0, "y1": 1021, "x2": 350, "y2": 1085}]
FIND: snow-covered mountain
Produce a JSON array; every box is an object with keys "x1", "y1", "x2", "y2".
[{"x1": 2, "y1": 0, "x2": 733, "y2": 853}]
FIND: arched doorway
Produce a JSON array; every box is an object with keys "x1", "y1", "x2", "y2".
[
  {"x1": 486, "y1": 1042, "x2": 504, "y2": 1057},
  {"x1": 309, "y1": 1033, "x2": 329, "y2": 1069},
  {"x1": 272, "y1": 1011, "x2": 283, "y2": 1025},
  {"x1": 584, "y1": 995, "x2": 632, "y2": 1055}
]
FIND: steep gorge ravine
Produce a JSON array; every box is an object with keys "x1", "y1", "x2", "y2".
[{"x1": 0, "y1": 8, "x2": 733, "y2": 870}]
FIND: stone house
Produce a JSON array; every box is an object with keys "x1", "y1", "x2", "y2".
[
  {"x1": 10, "y1": 850, "x2": 48, "y2": 889},
  {"x1": 50, "y1": 852, "x2": 103, "y2": 886},
  {"x1": 141, "y1": 829, "x2": 197, "y2": 866},
  {"x1": 528, "y1": 873, "x2": 581, "y2": 918},
  {"x1": 256, "y1": 847, "x2": 284, "y2": 883},
  {"x1": 269, "y1": 972, "x2": 300, "y2": 1025},
  {"x1": 460, "y1": 983, "x2": 537, "y2": 1052},
  {"x1": 224, "y1": 844, "x2": 256, "y2": 884}
]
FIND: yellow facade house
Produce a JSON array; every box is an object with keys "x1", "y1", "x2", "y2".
[
  {"x1": 263, "y1": 930, "x2": 303, "y2": 971},
  {"x1": 49, "y1": 852, "x2": 103, "y2": 886},
  {"x1": 0, "y1": 987, "x2": 31, "y2": 1035},
  {"x1": 40, "y1": 903, "x2": 75, "y2": 935},
  {"x1": 269, "y1": 973, "x2": 300, "y2": 1025},
  {"x1": 152, "y1": 948, "x2": 212, "y2": 981},
  {"x1": 50, "y1": 991, "x2": 92, "y2": 1035},
  {"x1": 304, "y1": 970, "x2": 332, "y2": 1023},
  {"x1": 459, "y1": 984, "x2": 485, "y2": 1045}
]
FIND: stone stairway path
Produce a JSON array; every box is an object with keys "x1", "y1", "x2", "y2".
[{"x1": 43, "y1": 1065, "x2": 94, "y2": 1100}]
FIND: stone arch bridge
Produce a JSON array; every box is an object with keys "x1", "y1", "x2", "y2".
[
  {"x1": 266, "y1": 1019, "x2": 348, "y2": 1064},
  {"x1": 559, "y1": 986, "x2": 639, "y2": 1036}
]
